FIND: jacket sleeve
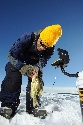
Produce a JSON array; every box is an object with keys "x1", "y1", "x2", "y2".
[
  {"x1": 8, "y1": 32, "x2": 32, "y2": 70},
  {"x1": 35, "y1": 46, "x2": 55, "y2": 71}
]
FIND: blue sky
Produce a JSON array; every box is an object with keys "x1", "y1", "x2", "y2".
[{"x1": 0, "y1": 0, "x2": 83, "y2": 87}]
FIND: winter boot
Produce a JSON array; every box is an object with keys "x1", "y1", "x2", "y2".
[
  {"x1": 27, "y1": 108, "x2": 48, "y2": 119},
  {"x1": 0, "y1": 107, "x2": 12, "y2": 119}
]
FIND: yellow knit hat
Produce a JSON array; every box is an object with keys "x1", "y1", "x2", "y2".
[{"x1": 40, "y1": 24, "x2": 62, "y2": 47}]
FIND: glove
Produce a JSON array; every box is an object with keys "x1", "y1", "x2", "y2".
[{"x1": 19, "y1": 64, "x2": 39, "y2": 76}]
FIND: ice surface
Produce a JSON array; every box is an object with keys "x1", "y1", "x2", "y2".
[
  {"x1": 0, "y1": 70, "x2": 83, "y2": 125},
  {"x1": 0, "y1": 86, "x2": 82, "y2": 125}
]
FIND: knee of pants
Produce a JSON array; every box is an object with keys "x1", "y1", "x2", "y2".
[{"x1": 1, "y1": 62, "x2": 22, "y2": 92}]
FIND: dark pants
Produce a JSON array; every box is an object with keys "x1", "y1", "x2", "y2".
[{"x1": 0, "y1": 62, "x2": 43, "y2": 114}]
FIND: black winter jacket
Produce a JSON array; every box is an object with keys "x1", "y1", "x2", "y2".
[{"x1": 8, "y1": 31, "x2": 55, "y2": 71}]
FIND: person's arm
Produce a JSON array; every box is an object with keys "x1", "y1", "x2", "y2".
[
  {"x1": 36, "y1": 46, "x2": 55, "y2": 70},
  {"x1": 8, "y1": 32, "x2": 33, "y2": 70}
]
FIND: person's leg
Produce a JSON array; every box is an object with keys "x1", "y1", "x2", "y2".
[
  {"x1": 0, "y1": 62, "x2": 22, "y2": 115},
  {"x1": 26, "y1": 77, "x2": 34, "y2": 113}
]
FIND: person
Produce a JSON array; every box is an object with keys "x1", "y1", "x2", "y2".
[{"x1": 0, "y1": 24, "x2": 62, "y2": 118}]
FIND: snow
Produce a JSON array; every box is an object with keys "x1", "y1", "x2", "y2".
[
  {"x1": 55, "y1": 77, "x2": 56, "y2": 79},
  {"x1": 0, "y1": 88, "x2": 82, "y2": 125},
  {"x1": 0, "y1": 71, "x2": 83, "y2": 125}
]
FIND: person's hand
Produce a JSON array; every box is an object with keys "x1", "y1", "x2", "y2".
[
  {"x1": 28, "y1": 69, "x2": 37, "y2": 78},
  {"x1": 19, "y1": 64, "x2": 39, "y2": 78},
  {"x1": 27, "y1": 66, "x2": 39, "y2": 78}
]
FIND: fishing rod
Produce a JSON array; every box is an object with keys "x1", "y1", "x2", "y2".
[{"x1": 51, "y1": 48, "x2": 83, "y2": 122}]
